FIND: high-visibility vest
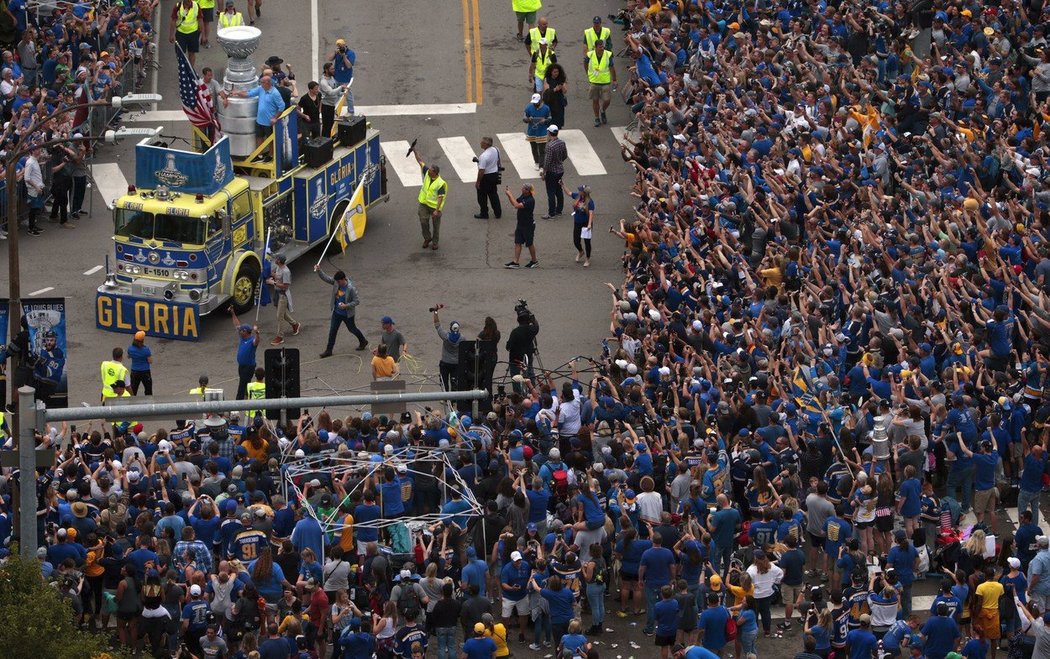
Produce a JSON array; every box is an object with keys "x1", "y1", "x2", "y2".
[
  {"x1": 176, "y1": 1, "x2": 200, "y2": 34},
  {"x1": 587, "y1": 50, "x2": 612, "y2": 84},
  {"x1": 533, "y1": 49, "x2": 554, "y2": 80},
  {"x1": 0, "y1": 412, "x2": 6, "y2": 441},
  {"x1": 102, "y1": 390, "x2": 134, "y2": 426},
  {"x1": 529, "y1": 26, "x2": 556, "y2": 53},
  {"x1": 584, "y1": 26, "x2": 611, "y2": 52},
  {"x1": 100, "y1": 360, "x2": 128, "y2": 398},
  {"x1": 218, "y1": 10, "x2": 243, "y2": 28},
  {"x1": 417, "y1": 167, "x2": 447, "y2": 210},
  {"x1": 198, "y1": 0, "x2": 215, "y2": 9},
  {"x1": 189, "y1": 386, "x2": 207, "y2": 397},
  {"x1": 245, "y1": 381, "x2": 265, "y2": 420},
  {"x1": 512, "y1": 0, "x2": 542, "y2": 13}
]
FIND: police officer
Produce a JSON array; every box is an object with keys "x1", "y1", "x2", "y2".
[
  {"x1": 100, "y1": 347, "x2": 129, "y2": 401},
  {"x1": 217, "y1": 0, "x2": 244, "y2": 29},
  {"x1": 584, "y1": 39, "x2": 616, "y2": 127},
  {"x1": 412, "y1": 149, "x2": 447, "y2": 251}
]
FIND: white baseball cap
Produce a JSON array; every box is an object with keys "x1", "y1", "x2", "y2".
[
  {"x1": 1008, "y1": 557, "x2": 1021, "y2": 569},
  {"x1": 190, "y1": 584, "x2": 202, "y2": 596},
  {"x1": 294, "y1": 449, "x2": 305, "y2": 458},
  {"x1": 511, "y1": 551, "x2": 523, "y2": 561},
  {"x1": 531, "y1": 93, "x2": 542, "y2": 104}
]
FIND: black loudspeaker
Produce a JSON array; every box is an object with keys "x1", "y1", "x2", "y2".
[
  {"x1": 263, "y1": 348, "x2": 300, "y2": 420},
  {"x1": 337, "y1": 115, "x2": 366, "y2": 147},
  {"x1": 455, "y1": 341, "x2": 492, "y2": 415},
  {"x1": 304, "y1": 137, "x2": 333, "y2": 168}
]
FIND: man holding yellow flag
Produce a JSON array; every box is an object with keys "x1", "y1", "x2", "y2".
[{"x1": 512, "y1": 0, "x2": 542, "y2": 42}]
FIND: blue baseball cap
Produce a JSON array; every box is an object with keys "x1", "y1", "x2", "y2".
[
  {"x1": 381, "y1": 316, "x2": 394, "y2": 325},
  {"x1": 238, "y1": 323, "x2": 252, "y2": 332}
]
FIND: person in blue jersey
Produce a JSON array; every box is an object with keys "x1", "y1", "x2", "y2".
[{"x1": 921, "y1": 602, "x2": 961, "y2": 659}]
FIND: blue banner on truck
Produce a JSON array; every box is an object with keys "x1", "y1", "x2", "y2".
[
  {"x1": 135, "y1": 136, "x2": 235, "y2": 196},
  {"x1": 96, "y1": 292, "x2": 201, "y2": 341}
]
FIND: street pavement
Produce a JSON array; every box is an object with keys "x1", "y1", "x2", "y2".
[{"x1": 0, "y1": 0, "x2": 636, "y2": 414}]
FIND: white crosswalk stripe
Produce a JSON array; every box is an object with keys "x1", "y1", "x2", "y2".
[
  {"x1": 436, "y1": 136, "x2": 481, "y2": 183},
  {"x1": 496, "y1": 132, "x2": 542, "y2": 181},
  {"x1": 559, "y1": 129, "x2": 607, "y2": 176},
  {"x1": 380, "y1": 141, "x2": 423, "y2": 188},
  {"x1": 93, "y1": 163, "x2": 131, "y2": 210}
]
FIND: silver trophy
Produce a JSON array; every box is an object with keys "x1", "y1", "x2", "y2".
[{"x1": 216, "y1": 26, "x2": 262, "y2": 157}]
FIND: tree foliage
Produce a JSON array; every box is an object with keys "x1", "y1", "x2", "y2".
[{"x1": 0, "y1": 553, "x2": 126, "y2": 659}]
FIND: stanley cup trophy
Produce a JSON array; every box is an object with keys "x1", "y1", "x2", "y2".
[{"x1": 216, "y1": 25, "x2": 262, "y2": 157}]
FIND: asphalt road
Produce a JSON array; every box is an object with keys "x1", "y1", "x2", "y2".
[{"x1": 0, "y1": 0, "x2": 636, "y2": 414}]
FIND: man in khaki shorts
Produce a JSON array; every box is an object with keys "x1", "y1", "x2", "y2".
[
  {"x1": 966, "y1": 437, "x2": 1000, "y2": 532},
  {"x1": 584, "y1": 39, "x2": 616, "y2": 127}
]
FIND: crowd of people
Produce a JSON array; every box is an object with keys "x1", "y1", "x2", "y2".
[
  {"x1": 18, "y1": 0, "x2": 1050, "y2": 658},
  {"x1": 0, "y1": 0, "x2": 157, "y2": 238}
]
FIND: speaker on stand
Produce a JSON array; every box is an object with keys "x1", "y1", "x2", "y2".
[{"x1": 264, "y1": 348, "x2": 301, "y2": 424}]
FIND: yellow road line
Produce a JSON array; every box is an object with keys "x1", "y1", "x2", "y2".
[
  {"x1": 472, "y1": 0, "x2": 483, "y2": 105},
  {"x1": 462, "y1": 0, "x2": 473, "y2": 103}
]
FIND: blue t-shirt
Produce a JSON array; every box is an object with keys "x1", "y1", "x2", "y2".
[
  {"x1": 561, "y1": 633, "x2": 588, "y2": 654},
  {"x1": 887, "y1": 543, "x2": 919, "y2": 585},
  {"x1": 1020, "y1": 453, "x2": 1049, "y2": 492},
  {"x1": 380, "y1": 479, "x2": 405, "y2": 516},
  {"x1": 353, "y1": 503, "x2": 380, "y2": 543},
  {"x1": 961, "y1": 637, "x2": 989, "y2": 659},
  {"x1": 501, "y1": 560, "x2": 530, "y2": 601},
  {"x1": 618, "y1": 538, "x2": 652, "y2": 575},
  {"x1": 845, "y1": 628, "x2": 878, "y2": 659},
  {"x1": 778, "y1": 548, "x2": 806, "y2": 586},
  {"x1": 698, "y1": 606, "x2": 730, "y2": 650},
  {"x1": 810, "y1": 623, "x2": 831, "y2": 650},
  {"x1": 247, "y1": 86, "x2": 287, "y2": 127},
  {"x1": 127, "y1": 343, "x2": 151, "y2": 371},
  {"x1": 237, "y1": 334, "x2": 257, "y2": 366},
  {"x1": 737, "y1": 608, "x2": 758, "y2": 633},
  {"x1": 898, "y1": 478, "x2": 922, "y2": 517},
  {"x1": 577, "y1": 492, "x2": 605, "y2": 525},
  {"x1": 882, "y1": 619, "x2": 911, "y2": 649},
  {"x1": 461, "y1": 559, "x2": 487, "y2": 596},
  {"x1": 526, "y1": 489, "x2": 550, "y2": 523},
  {"x1": 461, "y1": 636, "x2": 497, "y2": 659},
  {"x1": 655, "y1": 597, "x2": 680, "y2": 636},
  {"x1": 709, "y1": 507, "x2": 741, "y2": 546},
  {"x1": 640, "y1": 546, "x2": 676, "y2": 587},
  {"x1": 921, "y1": 615, "x2": 961, "y2": 659},
  {"x1": 973, "y1": 451, "x2": 998, "y2": 491},
  {"x1": 542, "y1": 587, "x2": 575, "y2": 624}
]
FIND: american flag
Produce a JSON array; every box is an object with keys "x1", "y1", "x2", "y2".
[{"x1": 175, "y1": 42, "x2": 221, "y2": 133}]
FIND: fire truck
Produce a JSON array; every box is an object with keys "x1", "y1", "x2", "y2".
[{"x1": 96, "y1": 26, "x2": 385, "y2": 341}]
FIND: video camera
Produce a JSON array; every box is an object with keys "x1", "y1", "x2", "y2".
[{"x1": 515, "y1": 299, "x2": 535, "y2": 323}]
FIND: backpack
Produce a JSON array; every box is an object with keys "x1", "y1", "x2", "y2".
[
  {"x1": 398, "y1": 584, "x2": 422, "y2": 621},
  {"x1": 724, "y1": 608, "x2": 737, "y2": 641}
]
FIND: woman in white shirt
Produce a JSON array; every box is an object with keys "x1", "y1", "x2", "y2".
[
  {"x1": 635, "y1": 475, "x2": 663, "y2": 526},
  {"x1": 745, "y1": 550, "x2": 784, "y2": 638}
]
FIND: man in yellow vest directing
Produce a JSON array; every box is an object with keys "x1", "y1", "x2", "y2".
[
  {"x1": 101, "y1": 348, "x2": 129, "y2": 401},
  {"x1": 511, "y1": 0, "x2": 542, "y2": 43},
  {"x1": 412, "y1": 150, "x2": 448, "y2": 251},
  {"x1": 584, "y1": 39, "x2": 617, "y2": 127},
  {"x1": 584, "y1": 15, "x2": 612, "y2": 55},
  {"x1": 169, "y1": 0, "x2": 202, "y2": 68},
  {"x1": 525, "y1": 15, "x2": 557, "y2": 55},
  {"x1": 218, "y1": 0, "x2": 244, "y2": 30}
]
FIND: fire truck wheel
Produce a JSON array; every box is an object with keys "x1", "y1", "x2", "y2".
[{"x1": 230, "y1": 258, "x2": 260, "y2": 314}]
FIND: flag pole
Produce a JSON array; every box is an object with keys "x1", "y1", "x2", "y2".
[
  {"x1": 315, "y1": 174, "x2": 366, "y2": 266},
  {"x1": 254, "y1": 227, "x2": 271, "y2": 323}
]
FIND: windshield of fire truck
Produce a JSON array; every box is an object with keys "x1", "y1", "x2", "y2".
[{"x1": 115, "y1": 208, "x2": 206, "y2": 244}]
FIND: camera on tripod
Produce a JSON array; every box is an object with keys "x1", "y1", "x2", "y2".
[{"x1": 514, "y1": 299, "x2": 534, "y2": 322}]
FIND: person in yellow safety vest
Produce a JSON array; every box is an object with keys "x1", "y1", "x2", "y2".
[
  {"x1": 412, "y1": 149, "x2": 447, "y2": 251},
  {"x1": 244, "y1": 367, "x2": 266, "y2": 423},
  {"x1": 528, "y1": 39, "x2": 557, "y2": 94},
  {"x1": 190, "y1": 374, "x2": 210, "y2": 398},
  {"x1": 583, "y1": 15, "x2": 612, "y2": 55},
  {"x1": 525, "y1": 15, "x2": 557, "y2": 55},
  {"x1": 102, "y1": 381, "x2": 135, "y2": 430},
  {"x1": 217, "y1": 0, "x2": 244, "y2": 30},
  {"x1": 584, "y1": 40, "x2": 617, "y2": 128},
  {"x1": 101, "y1": 347, "x2": 129, "y2": 402},
  {"x1": 511, "y1": 0, "x2": 542, "y2": 43},
  {"x1": 197, "y1": 0, "x2": 215, "y2": 48},
  {"x1": 169, "y1": 0, "x2": 202, "y2": 69},
  {"x1": 0, "y1": 411, "x2": 7, "y2": 447}
]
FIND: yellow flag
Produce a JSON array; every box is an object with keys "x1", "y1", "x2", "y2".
[{"x1": 339, "y1": 178, "x2": 367, "y2": 251}]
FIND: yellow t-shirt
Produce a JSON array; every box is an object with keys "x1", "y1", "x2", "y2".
[
  {"x1": 372, "y1": 356, "x2": 397, "y2": 378},
  {"x1": 728, "y1": 582, "x2": 754, "y2": 608},
  {"x1": 337, "y1": 513, "x2": 355, "y2": 553},
  {"x1": 975, "y1": 580, "x2": 1004, "y2": 610},
  {"x1": 486, "y1": 623, "x2": 510, "y2": 657}
]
